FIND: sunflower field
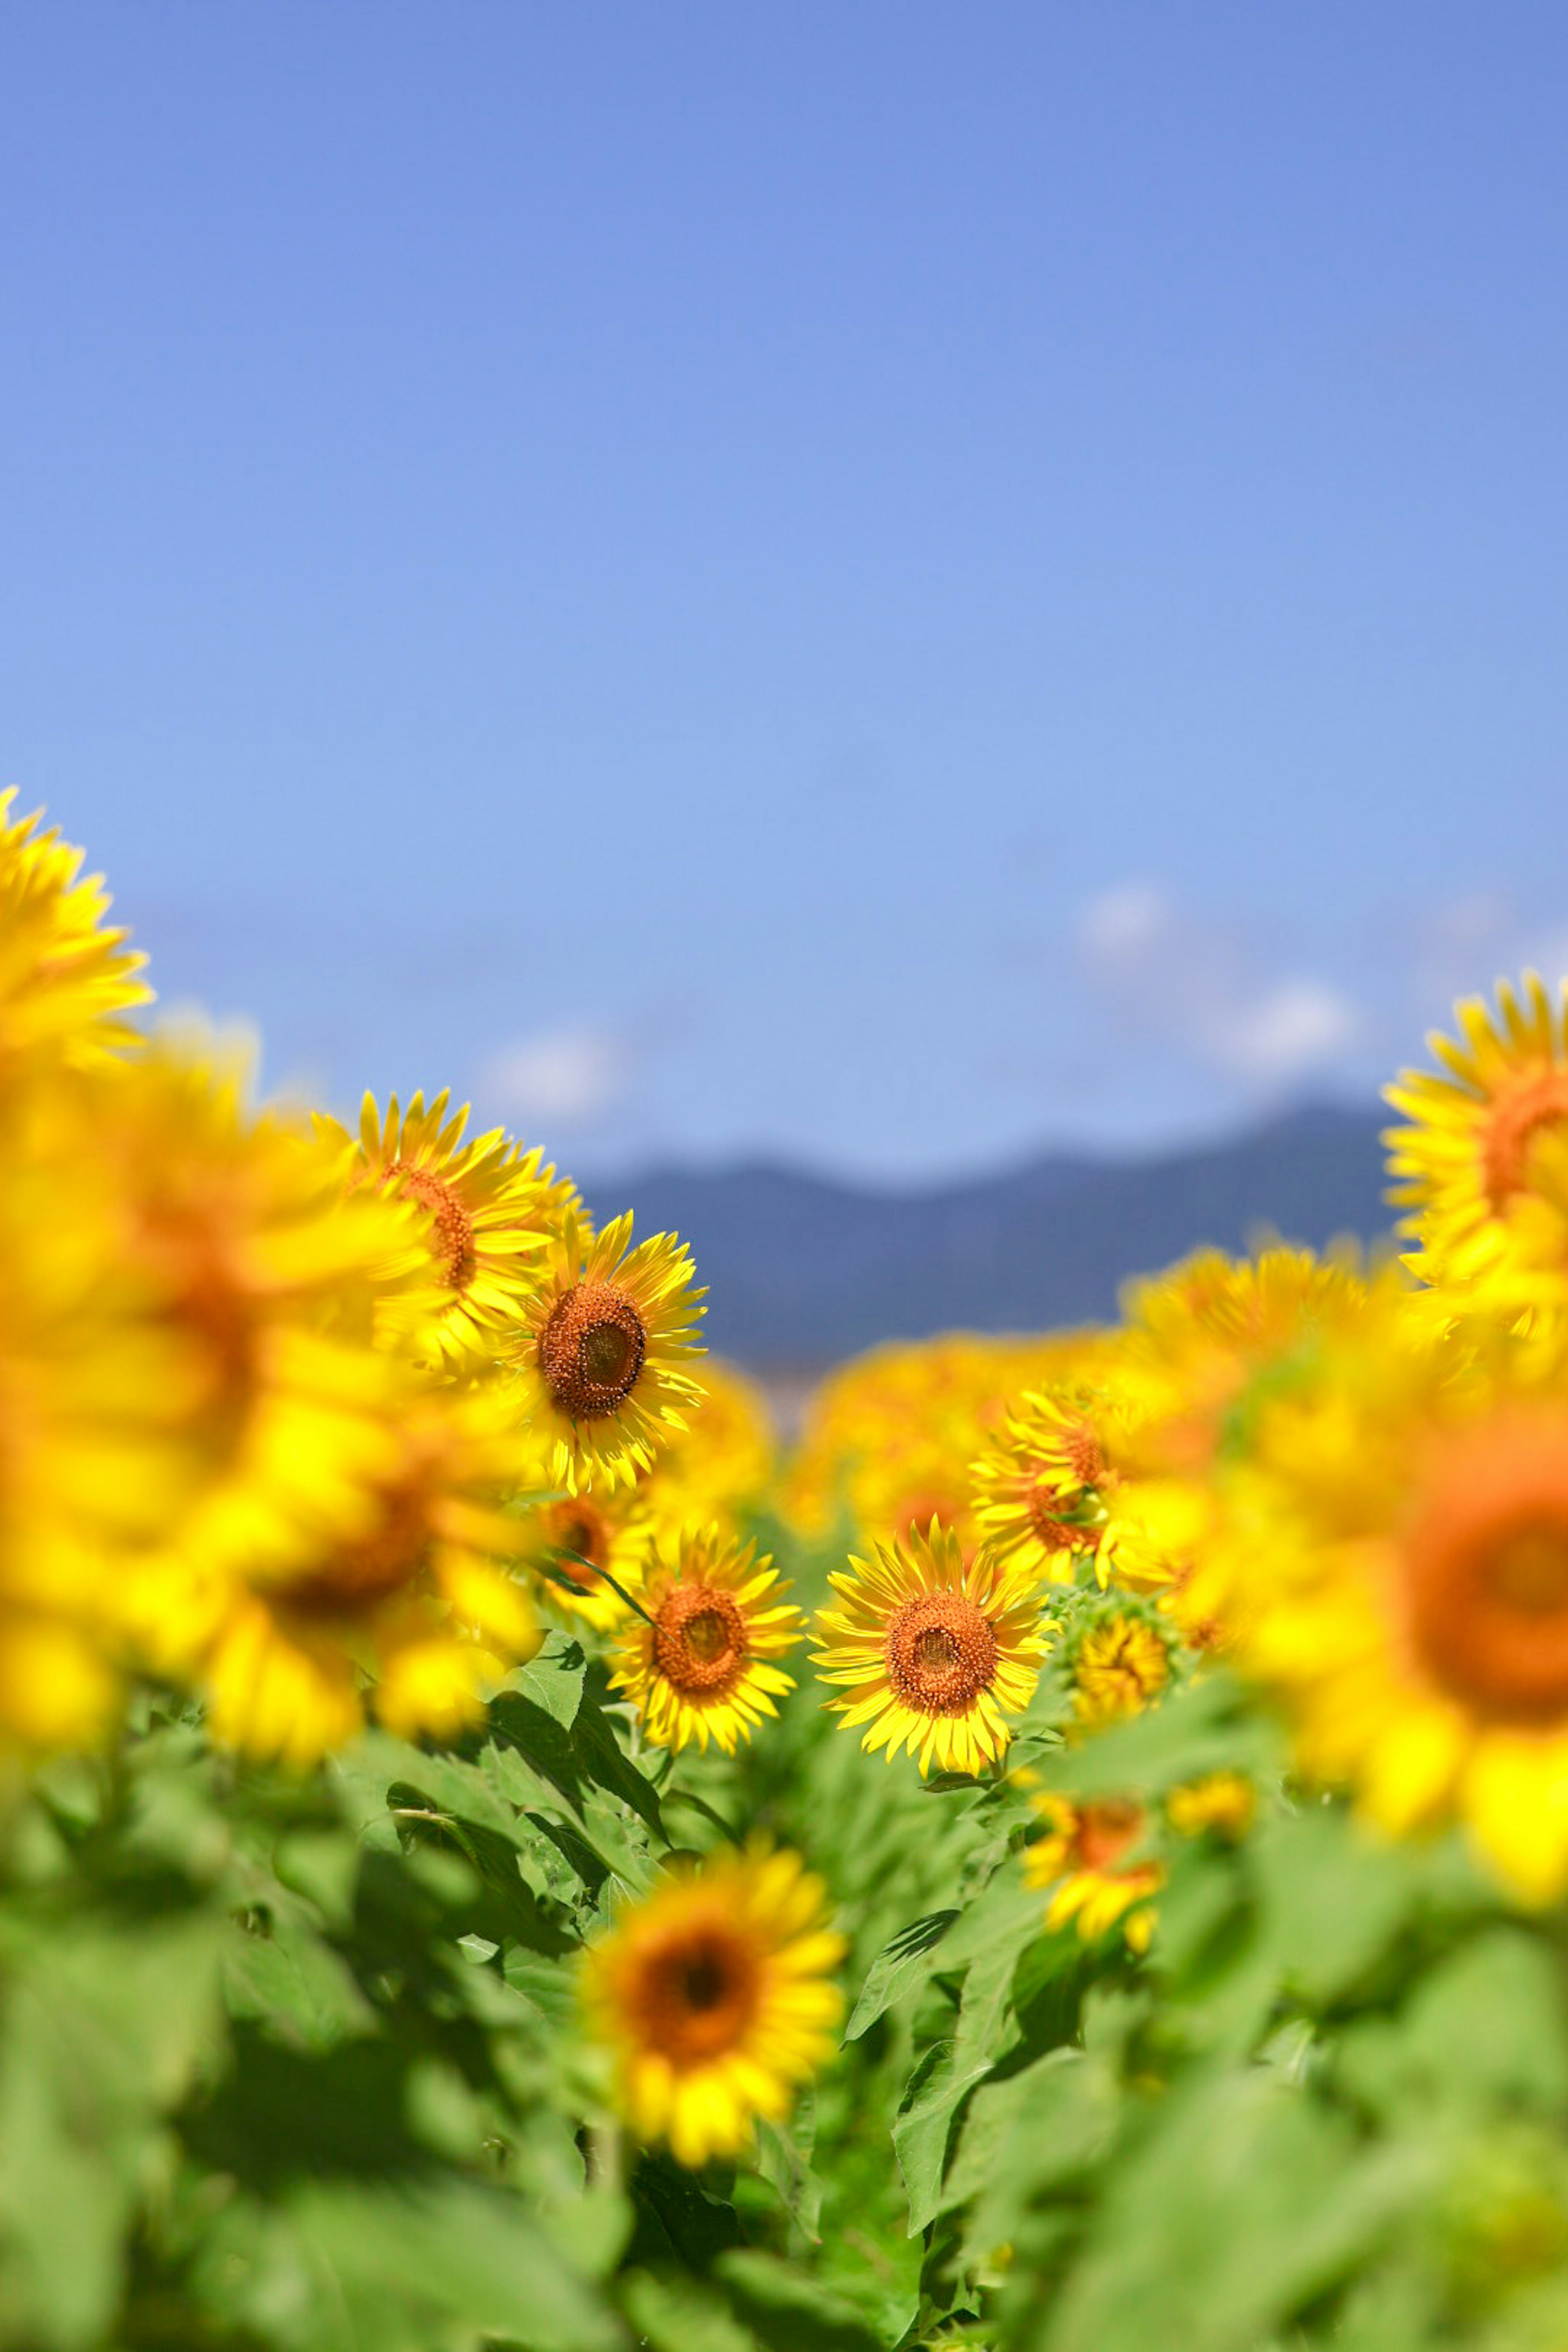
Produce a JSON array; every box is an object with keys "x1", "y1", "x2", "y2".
[{"x1": 11, "y1": 799, "x2": 1568, "y2": 2352}]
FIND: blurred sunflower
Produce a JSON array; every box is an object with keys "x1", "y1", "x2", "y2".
[
  {"x1": 1198, "y1": 1282, "x2": 1568, "y2": 1902},
  {"x1": 813, "y1": 1520, "x2": 1051, "y2": 1776},
  {"x1": 970, "y1": 1376, "x2": 1138, "y2": 1584},
  {"x1": 1025, "y1": 1794, "x2": 1162, "y2": 1950},
  {"x1": 581, "y1": 1843, "x2": 845, "y2": 2167},
  {"x1": 166, "y1": 1375, "x2": 540, "y2": 1764},
  {"x1": 88, "y1": 1037, "x2": 424, "y2": 1593},
  {"x1": 326, "y1": 1089, "x2": 576, "y2": 1371},
  {"x1": 1166, "y1": 1771, "x2": 1256, "y2": 1839},
  {"x1": 0, "y1": 793, "x2": 150, "y2": 1077},
  {"x1": 607, "y1": 1524, "x2": 803, "y2": 1755},
  {"x1": 519, "y1": 1481, "x2": 655, "y2": 1631},
  {"x1": 1385, "y1": 972, "x2": 1568, "y2": 1303},
  {"x1": 1069, "y1": 1607, "x2": 1173, "y2": 1728},
  {"x1": 506, "y1": 1212, "x2": 705, "y2": 1491}
]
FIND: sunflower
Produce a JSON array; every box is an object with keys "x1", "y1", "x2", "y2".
[
  {"x1": 580, "y1": 1842, "x2": 845, "y2": 2167},
  {"x1": 1024, "y1": 1794, "x2": 1162, "y2": 1951},
  {"x1": 1198, "y1": 1282, "x2": 1568, "y2": 1902},
  {"x1": 0, "y1": 793, "x2": 151, "y2": 1077},
  {"x1": 518, "y1": 1481, "x2": 656, "y2": 1632},
  {"x1": 639, "y1": 1358, "x2": 776, "y2": 1546},
  {"x1": 607, "y1": 1524, "x2": 803, "y2": 1754},
  {"x1": 969, "y1": 1376, "x2": 1138, "y2": 1584},
  {"x1": 1384, "y1": 972, "x2": 1568, "y2": 1303},
  {"x1": 84, "y1": 1036, "x2": 425, "y2": 1597},
  {"x1": 1069, "y1": 1608, "x2": 1173, "y2": 1728},
  {"x1": 505, "y1": 1212, "x2": 705, "y2": 1492},
  {"x1": 325, "y1": 1090, "x2": 577, "y2": 1372},
  {"x1": 163, "y1": 1374, "x2": 541, "y2": 1764},
  {"x1": 813, "y1": 1520, "x2": 1051, "y2": 1776},
  {"x1": 1166, "y1": 1771, "x2": 1256, "y2": 1840},
  {"x1": 0, "y1": 1072, "x2": 197, "y2": 1751}
]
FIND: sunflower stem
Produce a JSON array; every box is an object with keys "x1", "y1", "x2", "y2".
[{"x1": 552, "y1": 1546, "x2": 657, "y2": 1629}]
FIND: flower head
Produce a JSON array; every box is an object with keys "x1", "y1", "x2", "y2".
[
  {"x1": 1025, "y1": 1794, "x2": 1162, "y2": 1951},
  {"x1": 813, "y1": 1520, "x2": 1051, "y2": 1776},
  {"x1": 327, "y1": 1089, "x2": 577, "y2": 1371},
  {"x1": 506, "y1": 1213, "x2": 705, "y2": 1492},
  {"x1": 1069, "y1": 1608, "x2": 1172, "y2": 1728},
  {"x1": 607, "y1": 1524, "x2": 803, "y2": 1754},
  {"x1": 0, "y1": 793, "x2": 151, "y2": 1079},
  {"x1": 581, "y1": 1843, "x2": 845, "y2": 2167}
]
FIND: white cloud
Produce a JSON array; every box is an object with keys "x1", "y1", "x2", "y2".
[
  {"x1": 1075, "y1": 882, "x2": 1363, "y2": 1094},
  {"x1": 481, "y1": 1023, "x2": 631, "y2": 1129}
]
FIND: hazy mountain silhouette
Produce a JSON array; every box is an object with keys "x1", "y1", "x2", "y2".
[{"x1": 589, "y1": 1104, "x2": 1393, "y2": 1368}]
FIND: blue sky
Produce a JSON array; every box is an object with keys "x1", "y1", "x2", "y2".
[{"x1": 4, "y1": 3, "x2": 1566, "y2": 1181}]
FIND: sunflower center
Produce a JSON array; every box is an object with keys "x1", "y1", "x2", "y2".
[
  {"x1": 652, "y1": 1583, "x2": 748, "y2": 1699},
  {"x1": 1075, "y1": 1800, "x2": 1145, "y2": 1873},
  {"x1": 538, "y1": 1281, "x2": 648, "y2": 1421},
  {"x1": 282, "y1": 1478, "x2": 430, "y2": 1620},
  {"x1": 385, "y1": 1161, "x2": 477, "y2": 1291},
  {"x1": 1404, "y1": 1416, "x2": 1568, "y2": 1723},
  {"x1": 1064, "y1": 1422, "x2": 1105, "y2": 1485},
  {"x1": 1028, "y1": 1480, "x2": 1078, "y2": 1548},
  {"x1": 1481, "y1": 1071, "x2": 1568, "y2": 1207},
  {"x1": 631, "y1": 1919, "x2": 764, "y2": 2068},
  {"x1": 549, "y1": 1499, "x2": 606, "y2": 1566},
  {"x1": 884, "y1": 1591, "x2": 998, "y2": 1716}
]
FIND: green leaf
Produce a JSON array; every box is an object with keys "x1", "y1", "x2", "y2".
[
  {"x1": 715, "y1": 2250, "x2": 885, "y2": 2352},
  {"x1": 843, "y1": 1911, "x2": 959, "y2": 2042},
  {"x1": 505, "y1": 1630, "x2": 587, "y2": 1729}
]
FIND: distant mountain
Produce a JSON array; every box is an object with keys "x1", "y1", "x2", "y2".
[{"x1": 588, "y1": 1104, "x2": 1394, "y2": 1369}]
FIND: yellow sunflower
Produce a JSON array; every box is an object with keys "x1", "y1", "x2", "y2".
[
  {"x1": 0, "y1": 1073, "x2": 197, "y2": 1751},
  {"x1": 325, "y1": 1089, "x2": 577, "y2": 1372},
  {"x1": 813, "y1": 1520, "x2": 1052, "y2": 1776},
  {"x1": 0, "y1": 793, "x2": 151, "y2": 1076},
  {"x1": 1024, "y1": 1794, "x2": 1162, "y2": 1951},
  {"x1": 639, "y1": 1357, "x2": 776, "y2": 1545},
  {"x1": 85, "y1": 1036, "x2": 425, "y2": 1595},
  {"x1": 517, "y1": 1481, "x2": 656, "y2": 1632},
  {"x1": 1069, "y1": 1610, "x2": 1172, "y2": 1728},
  {"x1": 1198, "y1": 1282, "x2": 1568, "y2": 1903},
  {"x1": 606, "y1": 1524, "x2": 803, "y2": 1755},
  {"x1": 505, "y1": 1212, "x2": 706, "y2": 1492},
  {"x1": 581, "y1": 1842, "x2": 845, "y2": 2167},
  {"x1": 1384, "y1": 972, "x2": 1568, "y2": 1303},
  {"x1": 970, "y1": 1374, "x2": 1140, "y2": 1584},
  {"x1": 1166, "y1": 1771, "x2": 1256, "y2": 1840},
  {"x1": 159, "y1": 1374, "x2": 540, "y2": 1764}
]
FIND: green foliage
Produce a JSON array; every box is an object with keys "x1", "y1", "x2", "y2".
[{"x1": 2, "y1": 1569, "x2": 1568, "y2": 2350}]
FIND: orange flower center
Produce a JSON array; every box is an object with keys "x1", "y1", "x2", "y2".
[
  {"x1": 386, "y1": 1161, "x2": 477, "y2": 1290},
  {"x1": 1074, "y1": 1799, "x2": 1145, "y2": 1873},
  {"x1": 1403, "y1": 1415, "x2": 1568, "y2": 1723},
  {"x1": 1062, "y1": 1421, "x2": 1105, "y2": 1485},
  {"x1": 538, "y1": 1281, "x2": 648, "y2": 1420},
  {"x1": 1480, "y1": 1070, "x2": 1568, "y2": 1207},
  {"x1": 652, "y1": 1582, "x2": 749, "y2": 1699},
  {"x1": 884, "y1": 1590, "x2": 998, "y2": 1715},
  {"x1": 1028, "y1": 1479, "x2": 1079, "y2": 1550},
  {"x1": 626, "y1": 1913, "x2": 764, "y2": 2068}
]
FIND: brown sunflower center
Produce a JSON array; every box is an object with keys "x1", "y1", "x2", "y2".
[
  {"x1": 652, "y1": 1583, "x2": 748, "y2": 1699},
  {"x1": 1480, "y1": 1071, "x2": 1568, "y2": 1207},
  {"x1": 283, "y1": 1478, "x2": 430, "y2": 1620},
  {"x1": 1074, "y1": 1799, "x2": 1145, "y2": 1873},
  {"x1": 548, "y1": 1498, "x2": 606, "y2": 1567},
  {"x1": 538, "y1": 1281, "x2": 648, "y2": 1420},
  {"x1": 884, "y1": 1591, "x2": 998, "y2": 1716},
  {"x1": 386, "y1": 1161, "x2": 477, "y2": 1290},
  {"x1": 1404, "y1": 1416, "x2": 1568, "y2": 1723},
  {"x1": 1063, "y1": 1421, "x2": 1105, "y2": 1485},
  {"x1": 1028, "y1": 1479, "x2": 1079, "y2": 1549},
  {"x1": 629, "y1": 1918, "x2": 764, "y2": 2068}
]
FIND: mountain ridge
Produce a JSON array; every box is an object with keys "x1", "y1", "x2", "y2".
[{"x1": 587, "y1": 1103, "x2": 1395, "y2": 1370}]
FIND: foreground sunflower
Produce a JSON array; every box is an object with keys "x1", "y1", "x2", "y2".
[
  {"x1": 1384, "y1": 971, "x2": 1568, "y2": 1304},
  {"x1": 326, "y1": 1090, "x2": 576, "y2": 1372},
  {"x1": 0, "y1": 792, "x2": 151, "y2": 1079},
  {"x1": 1200, "y1": 1284, "x2": 1568, "y2": 1902},
  {"x1": 1025, "y1": 1794, "x2": 1162, "y2": 1951},
  {"x1": 506, "y1": 1212, "x2": 706, "y2": 1491},
  {"x1": 581, "y1": 1843, "x2": 845, "y2": 2167},
  {"x1": 813, "y1": 1520, "x2": 1051, "y2": 1775},
  {"x1": 152, "y1": 1375, "x2": 541, "y2": 1764},
  {"x1": 607, "y1": 1524, "x2": 804, "y2": 1754}
]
